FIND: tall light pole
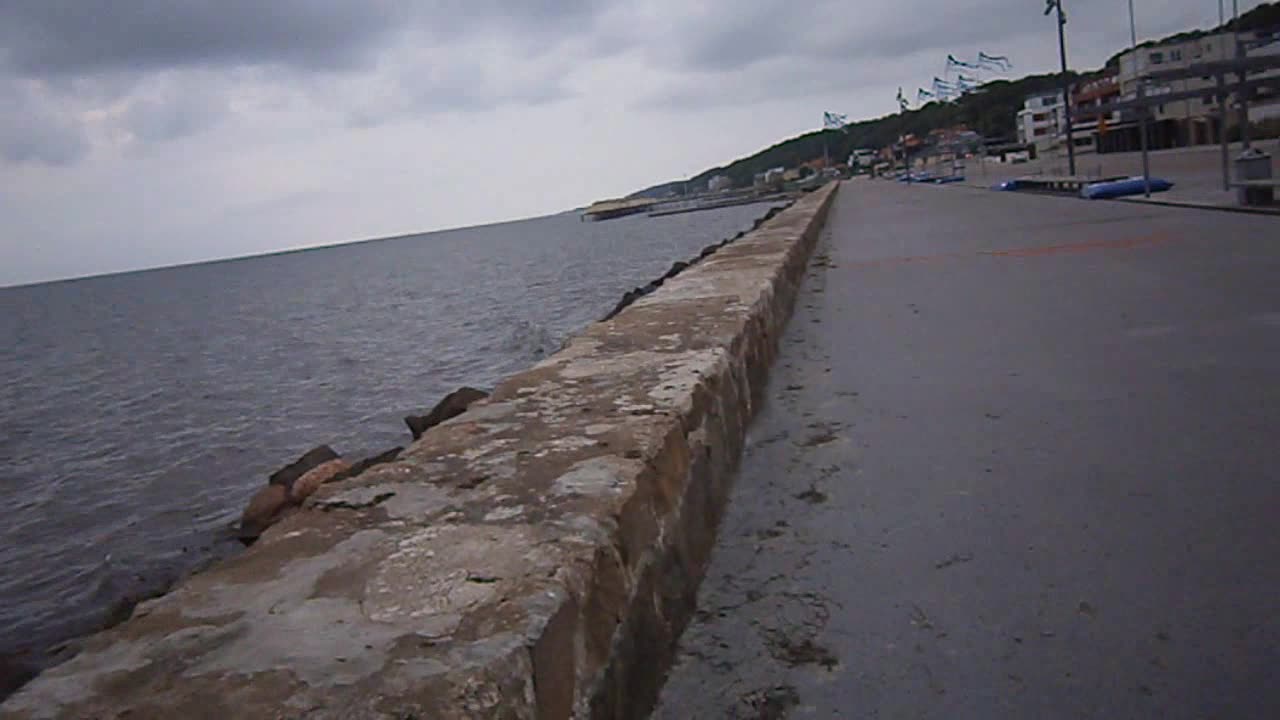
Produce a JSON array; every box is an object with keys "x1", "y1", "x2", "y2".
[
  {"x1": 1233, "y1": 0, "x2": 1250, "y2": 150},
  {"x1": 1219, "y1": 0, "x2": 1230, "y2": 188},
  {"x1": 1046, "y1": 0, "x2": 1076, "y2": 175},
  {"x1": 1129, "y1": 0, "x2": 1150, "y2": 196}
]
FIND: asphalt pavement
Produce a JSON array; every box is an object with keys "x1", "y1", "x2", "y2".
[{"x1": 652, "y1": 179, "x2": 1280, "y2": 719}]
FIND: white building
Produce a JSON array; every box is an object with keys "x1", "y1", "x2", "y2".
[
  {"x1": 848, "y1": 149, "x2": 877, "y2": 170},
  {"x1": 1246, "y1": 32, "x2": 1280, "y2": 124},
  {"x1": 1016, "y1": 90, "x2": 1067, "y2": 155},
  {"x1": 1115, "y1": 29, "x2": 1280, "y2": 147},
  {"x1": 707, "y1": 175, "x2": 733, "y2": 192}
]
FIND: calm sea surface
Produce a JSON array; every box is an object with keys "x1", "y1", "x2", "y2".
[{"x1": 0, "y1": 203, "x2": 780, "y2": 673}]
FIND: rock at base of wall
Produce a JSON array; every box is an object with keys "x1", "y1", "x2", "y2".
[
  {"x1": 289, "y1": 459, "x2": 351, "y2": 503},
  {"x1": 267, "y1": 445, "x2": 339, "y2": 491},
  {"x1": 404, "y1": 387, "x2": 489, "y2": 440},
  {"x1": 329, "y1": 447, "x2": 403, "y2": 485},
  {"x1": 662, "y1": 260, "x2": 689, "y2": 280},
  {"x1": 238, "y1": 484, "x2": 289, "y2": 543}
]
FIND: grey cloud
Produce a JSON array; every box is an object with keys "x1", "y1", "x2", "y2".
[
  {"x1": 0, "y1": 1, "x2": 613, "y2": 80},
  {"x1": 633, "y1": 0, "x2": 1248, "y2": 81},
  {"x1": 427, "y1": 0, "x2": 605, "y2": 34},
  {"x1": 665, "y1": 1, "x2": 809, "y2": 73},
  {"x1": 0, "y1": 81, "x2": 89, "y2": 166},
  {"x1": 122, "y1": 82, "x2": 228, "y2": 143},
  {"x1": 0, "y1": 114, "x2": 88, "y2": 166},
  {"x1": 401, "y1": 59, "x2": 573, "y2": 111},
  {"x1": 334, "y1": 27, "x2": 586, "y2": 129},
  {"x1": 638, "y1": 52, "x2": 904, "y2": 111},
  {"x1": 0, "y1": 0, "x2": 411, "y2": 77},
  {"x1": 0, "y1": 0, "x2": 616, "y2": 162},
  {"x1": 378, "y1": 80, "x2": 567, "y2": 123},
  {"x1": 642, "y1": 0, "x2": 1041, "y2": 74},
  {"x1": 344, "y1": 69, "x2": 572, "y2": 127}
]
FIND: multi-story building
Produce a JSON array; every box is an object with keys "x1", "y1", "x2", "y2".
[
  {"x1": 1114, "y1": 29, "x2": 1280, "y2": 148},
  {"x1": 1247, "y1": 32, "x2": 1280, "y2": 125},
  {"x1": 1116, "y1": 31, "x2": 1232, "y2": 148},
  {"x1": 1071, "y1": 74, "x2": 1127, "y2": 154},
  {"x1": 1016, "y1": 90, "x2": 1066, "y2": 155}
]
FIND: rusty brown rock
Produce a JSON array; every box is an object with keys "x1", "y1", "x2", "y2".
[
  {"x1": 289, "y1": 459, "x2": 350, "y2": 503},
  {"x1": 268, "y1": 445, "x2": 339, "y2": 492},
  {"x1": 237, "y1": 484, "x2": 289, "y2": 542}
]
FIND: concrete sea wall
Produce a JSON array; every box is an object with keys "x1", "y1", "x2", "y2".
[{"x1": 1, "y1": 183, "x2": 838, "y2": 720}]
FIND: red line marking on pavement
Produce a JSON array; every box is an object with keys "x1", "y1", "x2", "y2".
[{"x1": 845, "y1": 253, "x2": 968, "y2": 269}]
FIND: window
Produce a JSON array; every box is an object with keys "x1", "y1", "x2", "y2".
[
  {"x1": 1150, "y1": 51, "x2": 1164, "y2": 64},
  {"x1": 1170, "y1": 49, "x2": 1183, "y2": 61},
  {"x1": 1203, "y1": 96, "x2": 1214, "y2": 105},
  {"x1": 1034, "y1": 128, "x2": 1048, "y2": 136}
]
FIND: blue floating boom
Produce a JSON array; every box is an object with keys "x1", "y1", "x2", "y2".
[{"x1": 1080, "y1": 177, "x2": 1174, "y2": 199}]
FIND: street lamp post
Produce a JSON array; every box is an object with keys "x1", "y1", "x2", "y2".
[
  {"x1": 1047, "y1": 0, "x2": 1076, "y2": 175},
  {"x1": 1219, "y1": 0, "x2": 1230, "y2": 189},
  {"x1": 1129, "y1": 0, "x2": 1151, "y2": 196},
  {"x1": 1234, "y1": 0, "x2": 1250, "y2": 150}
]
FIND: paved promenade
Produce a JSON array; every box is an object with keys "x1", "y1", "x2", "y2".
[{"x1": 654, "y1": 179, "x2": 1280, "y2": 718}]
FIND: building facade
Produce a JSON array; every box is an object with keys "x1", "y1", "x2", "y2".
[
  {"x1": 1114, "y1": 29, "x2": 1280, "y2": 148},
  {"x1": 1070, "y1": 74, "x2": 1126, "y2": 154},
  {"x1": 1116, "y1": 31, "x2": 1233, "y2": 148},
  {"x1": 1016, "y1": 90, "x2": 1067, "y2": 155}
]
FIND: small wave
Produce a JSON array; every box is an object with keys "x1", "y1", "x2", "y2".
[{"x1": 498, "y1": 319, "x2": 563, "y2": 361}]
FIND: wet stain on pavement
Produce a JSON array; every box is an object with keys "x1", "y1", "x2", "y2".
[
  {"x1": 934, "y1": 552, "x2": 974, "y2": 570},
  {"x1": 793, "y1": 484, "x2": 828, "y2": 504},
  {"x1": 796, "y1": 421, "x2": 842, "y2": 447},
  {"x1": 764, "y1": 633, "x2": 839, "y2": 670}
]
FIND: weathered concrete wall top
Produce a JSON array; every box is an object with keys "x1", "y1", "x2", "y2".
[{"x1": 1, "y1": 182, "x2": 838, "y2": 720}]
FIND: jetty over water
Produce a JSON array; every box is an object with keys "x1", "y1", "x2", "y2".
[{"x1": 580, "y1": 197, "x2": 660, "y2": 221}]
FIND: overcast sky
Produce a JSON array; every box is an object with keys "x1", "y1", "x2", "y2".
[{"x1": 0, "y1": 0, "x2": 1265, "y2": 286}]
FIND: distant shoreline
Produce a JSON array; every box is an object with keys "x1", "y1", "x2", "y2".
[{"x1": 1, "y1": 208, "x2": 585, "y2": 291}]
